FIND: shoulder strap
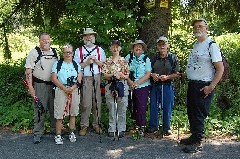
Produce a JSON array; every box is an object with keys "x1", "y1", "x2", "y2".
[
  {"x1": 208, "y1": 41, "x2": 216, "y2": 59},
  {"x1": 79, "y1": 47, "x2": 83, "y2": 63},
  {"x1": 56, "y1": 59, "x2": 64, "y2": 73},
  {"x1": 143, "y1": 54, "x2": 148, "y2": 62},
  {"x1": 51, "y1": 47, "x2": 58, "y2": 58},
  {"x1": 168, "y1": 53, "x2": 174, "y2": 67},
  {"x1": 96, "y1": 46, "x2": 101, "y2": 72},
  {"x1": 129, "y1": 52, "x2": 133, "y2": 65},
  {"x1": 34, "y1": 46, "x2": 42, "y2": 64},
  {"x1": 72, "y1": 60, "x2": 79, "y2": 73}
]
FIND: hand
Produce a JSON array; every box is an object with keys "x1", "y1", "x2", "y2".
[
  {"x1": 200, "y1": 85, "x2": 214, "y2": 98},
  {"x1": 151, "y1": 73, "x2": 159, "y2": 82},
  {"x1": 159, "y1": 75, "x2": 168, "y2": 81},
  {"x1": 116, "y1": 72, "x2": 125, "y2": 80}
]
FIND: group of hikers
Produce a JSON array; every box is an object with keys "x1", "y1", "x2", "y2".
[{"x1": 24, "y1": 18, "x2": 224, "y2": 153}]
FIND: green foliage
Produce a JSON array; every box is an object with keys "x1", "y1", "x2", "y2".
[{"x1": 0, "y1": 59, "x2": 34, "y2": 132}]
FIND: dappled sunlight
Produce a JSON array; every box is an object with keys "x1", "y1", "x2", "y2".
[{"x1": 106, "y1": 149, "x2": 123, "y2": 158}]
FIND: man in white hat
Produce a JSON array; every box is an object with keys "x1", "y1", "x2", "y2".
[
  {"x1": 74, "y1": 28, "x2": 106, "y2": 136},
  {"x1": 125, "y1": 40, "x2": 151, "y2": 137}
]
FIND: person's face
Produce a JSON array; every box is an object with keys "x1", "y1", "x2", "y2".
[
  {"x1": 39, "y1": 34, "x2": 51, "y2": 51},
  {"x1": 63, "y1": 47, "x2": 73, "y2": 61},
  {"x1": 193, "y1": 21, "x2": 208, "y2": 38},
  {"x1": 157, "y1": 41, "x2": 169, "y2": 53},
  {"x1": 83, "y1": 34, "x2": 96, "y2": 46},
  {"x1": 133, "y1": 44, "x2": 144, "y2": 56},
  {"x1": 110, "y1": 44, "x2": 121, "y2": 55}
]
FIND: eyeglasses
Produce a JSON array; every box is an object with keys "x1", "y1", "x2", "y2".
[
  {"x1": 193, "y1": 25, "x2": 207, "y2": 29},
  {"x1": 63, "y1": 51, "x2": 73, "y2": 54}
]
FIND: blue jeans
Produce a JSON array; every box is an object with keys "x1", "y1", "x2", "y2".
[
  {"x1": 149, "y1": 83, "x2": 174, "y2": 131},
  {"x1": 187, "y1": 80, "x2": 214, "y2": 140}
]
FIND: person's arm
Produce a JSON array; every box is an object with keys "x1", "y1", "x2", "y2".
[
  {"x1": 134, "y1": 71, "x2": 151, "y2": 86},
  {"x1": 25, "y1": 68, "x2": 35, "y2": 97},
  {"x1": 209, "y1": 61, "x2": 224, "y2": 90},
  {"x1": 200, "y1": 61, "x2": 224, "y2": 97}
]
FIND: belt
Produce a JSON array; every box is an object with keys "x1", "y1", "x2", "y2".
[
  {"x1": 33, "y1": 76, "x2": 53, "y2": 85},
  {"x1": 189, "y1": 80, "x2": 211, "y2": 84}
]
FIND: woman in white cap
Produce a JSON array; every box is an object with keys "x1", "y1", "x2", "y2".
[
  {"x1": 125, "y1": 40, "x2": 151, "y2": 137},
  {"x1": 102, "y1": 40, "x2": 129, "y2": 138}
]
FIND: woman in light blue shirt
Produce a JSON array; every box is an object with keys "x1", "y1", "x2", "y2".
[{"x1": 125, "y1": 40, "x2": 151, "y2": 137}]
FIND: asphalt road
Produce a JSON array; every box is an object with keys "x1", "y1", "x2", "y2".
[{"x1": 0, "y1": 130, "x2": 239, "y2": 159}]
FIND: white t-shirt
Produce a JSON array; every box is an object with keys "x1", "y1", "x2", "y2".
[
  {"x1": 186, "y1": 37, "x2": 222, "y2": 81},
  {"x1": 74, "y1": 45, "x2": 106, "y2": 76}
]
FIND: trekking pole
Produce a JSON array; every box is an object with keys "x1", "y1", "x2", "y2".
[
  {"x1": 20, "y1": 76, "x2": 44, "y2": 122},
  {"x1": 112, "y1": 89, "x2": 119, "y2": 141},
  {"x1": 161, "y1": 84, "x2": 164, "y2": 138},
  {"x1": 90, "y1": 64, "x2": 102, "y2": 143}
]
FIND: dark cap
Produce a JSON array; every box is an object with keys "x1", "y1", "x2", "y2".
[{"x1": 111, "y1": 40, "x2": 121, "y2": 46}]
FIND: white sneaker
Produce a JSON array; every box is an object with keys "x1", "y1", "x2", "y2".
[
  {"x1": 55, "y1": 135, "x2": 63, "y2": 145},
  {"x1": 69, "y1": 132, "x2": 76, "y2": 142}
]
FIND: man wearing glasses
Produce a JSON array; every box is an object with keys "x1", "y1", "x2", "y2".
[{"x1": 179, "y1": 19, "x2": 224, "y2": 153}]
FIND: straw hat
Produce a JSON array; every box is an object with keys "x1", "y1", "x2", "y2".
[
  {"x1": 129, "y1": 40, "x2": 147, "y2": 51},
  {"x1": 82, "y1": 28, "x2": 97, "y2": 36}
]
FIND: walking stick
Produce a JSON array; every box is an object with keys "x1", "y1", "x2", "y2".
[
  {"x1": 20, "y1": 76, "x2": 45, "y2": 122},
  {"x1": 112, "y1": 89, "x2": 119, "y2": 141},
  {"x1": 160, "y1": 84, "x2": 164, "y2": 138}
]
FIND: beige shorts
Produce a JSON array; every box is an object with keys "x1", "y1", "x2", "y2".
[{"x1": 54, "y1": 89, "x2": 80, "y2": 119}]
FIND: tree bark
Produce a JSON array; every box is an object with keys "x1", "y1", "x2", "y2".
[{"x1": 138, "y1": 0, "x2": 172, "y2": 53}]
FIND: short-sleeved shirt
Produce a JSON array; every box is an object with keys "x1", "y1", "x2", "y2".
[
  {"x1": 52, "y1": 61, "x2": 81, "y2": 90},
  {"x1": 25, "y1": 47, "x2": 59, "y2": 81},
  {"x1": 125, "y1": 53, "x2": 152, "y2": 89},
  {"x1": 74, "y1": 45, "x2": 106, "y2": 76},
  {"x1": 186, "y1": 37, "x2": 222, "y2": 81},
  {"x1": 102, "y1": 56, "x2": 129, "y2": 75},
  {"x1": 151, "y1": 52, "x2": 180, "y2": 75}
]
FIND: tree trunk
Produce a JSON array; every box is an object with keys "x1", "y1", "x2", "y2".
[{"x1": 138, "y1": 0, "x2": 172, "y2": 53}]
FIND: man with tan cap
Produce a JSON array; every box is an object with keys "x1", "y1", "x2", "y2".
[
  {"x1": 74, "y1": 28, "x2": 106, "y2": 136},
  {"x1": 180, "y1": 19, "x2": 224, "y2": 153},
  {"x1": 125, "y1": 40, "x2": 151, "y2": 137},
  {"x1": 149, "y1": 36, "x2": 180, "y2": 136}
]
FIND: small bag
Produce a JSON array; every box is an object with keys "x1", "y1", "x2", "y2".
[{"x1": 109, "y1": 79, "x2": 124, "y2": 97}]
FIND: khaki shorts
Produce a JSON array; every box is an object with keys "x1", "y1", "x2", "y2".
[{"x1": 54, "y1": 89, "x2": 80, "y2": 119}]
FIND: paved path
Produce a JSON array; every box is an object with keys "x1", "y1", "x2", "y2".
[{"x1": 0, "y1": 130, "x2": 239, "y2": 159}]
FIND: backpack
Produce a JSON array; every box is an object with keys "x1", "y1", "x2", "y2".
[
  {"x1": 128, "y1": 52, "x2": 148, "y2": 81},
  {"x1": 208, "y1": 41, "x2": 230, "y2": 82},
  {"x1": 151, "y1": 52, "x2": 175, "y2": 73},
  {"x1": 56, "y1": 59, "x2": 79, "y2": 73},
  {"x1": 35, "y1": 46, "x2": 58, "y2": 69}
]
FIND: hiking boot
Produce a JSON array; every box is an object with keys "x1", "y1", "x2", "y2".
[
  {"x1": 69, "y1": 132, "x2": 76, "y2": 142},
  {"x1": 138, "y1": 127, "x2": 145, "y2": 137},
  {"x1": 108, "y1": 132, "x2": 114, "y2": 137},
  {"x1": 33, "y1": 135, "x2": 41, "y2": 144},
  {"x1": 163, "y1": 130, "x2": 172, "y2": 136},
  {"x1": 93, "y1": 125, "x2": 102, "y2": 134},
  {"x1": 119, "y1": 131, "x2": 124, "y2": 138},
  {"x1": 180, "y1": 135, "x2": 199, "y2": 145},
  {"x1": 55, "y1": 135, "x2": 63, "y2": 145},
  {"x1": 79, "y1": 126, "x2": 88, "y2": 136},
  {"x1": 148, "y1": 128, "x2": 158, "y2": 133},
  {"x1": 182, "y1": 142, "x2": 202, "y2": 153}
]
